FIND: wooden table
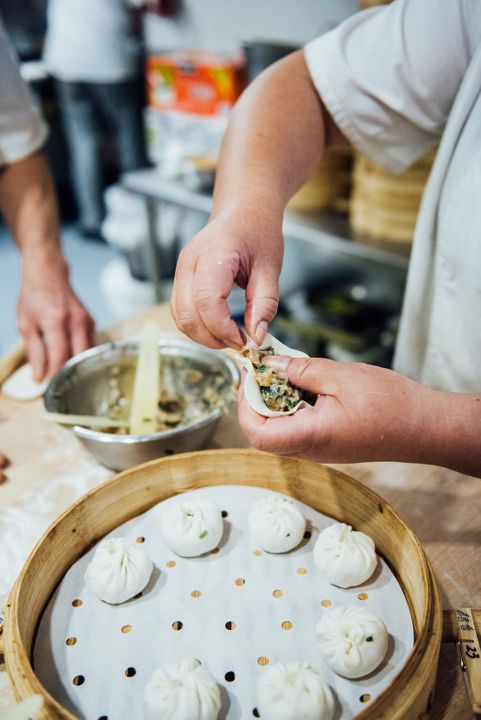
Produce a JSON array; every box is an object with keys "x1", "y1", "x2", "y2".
[{"x1": 0, "y1": 305, "x2": 480, "y2": 718}]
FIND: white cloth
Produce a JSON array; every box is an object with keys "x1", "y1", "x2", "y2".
[
  {"x1": 305, "y1": 0, "x2": 481, "y2": 392},
  {"x1": 0, "y1": 19, "x2": 47, "y2": 166},
  {"x1": 43, "y1": 0, "x2": 141, "y2": 83}
]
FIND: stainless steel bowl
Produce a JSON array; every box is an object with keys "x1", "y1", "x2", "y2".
[{"x1": 44, "y1": 338, "x2": 239, "y2": 470}]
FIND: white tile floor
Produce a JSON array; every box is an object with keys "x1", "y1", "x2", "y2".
[{"x1": 0, "y1": 223, "x2": 118, "y2": 356}]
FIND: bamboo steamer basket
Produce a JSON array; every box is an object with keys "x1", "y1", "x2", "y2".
[
  {"x1": 1, "y1": 449, "x2": 442, "y2": 719},
  {"x1": 288, "y1": 149, "x2": 353, "y2": 213},
  {"x1": 359, "y1": 0, "x2": 391, "y2": 8},
  {"x1": 350, "y1": 150, "x2": 436, "y2": 245}
]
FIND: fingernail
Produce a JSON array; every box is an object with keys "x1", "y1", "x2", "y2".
[
  {"x1": 255, "y1": 320, "x2": 268, "y2": 344},
  {"x1": 265, "y1": 356, "x2": 289, "y2": 372}
]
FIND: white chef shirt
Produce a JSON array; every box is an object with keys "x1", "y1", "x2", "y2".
[
  {"x1": 305, "y1": 0, "x2": 481, "y2": 393},
  {"x1": 0, "y1": 19, "x2": 47, "y2": 166},
  {"x1": 43, "y1": 0, "x2": 142, "y2": 83}
]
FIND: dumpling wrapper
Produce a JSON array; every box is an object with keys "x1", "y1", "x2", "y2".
[
  {"x1": 238, "y1": 332, "x2": 309, "y2": 417},
  {"x1": 160, "y1": 499, "x2": 224, "y2": 557},
  {"x1": 313, "y1": 522, "x2": 378, "y2": 588},
  {"x1": 257, "y1": 661, "x2": 334, "y2": 720},
  {"x1": 1, "y1": 364, "x2": 48, "y2": 401},
  {"x1": 316, "y1": 605, "x2": 389, "y2": 679},
  {"x1": 84, "y1": 537, "x2": 153, "y2": 604},
  {"x1": 143, "y1": 659, "x2": 221, "y2": 720},
  {"x1": 248, "y1": 495, "x2": 306, "y2": 553}
]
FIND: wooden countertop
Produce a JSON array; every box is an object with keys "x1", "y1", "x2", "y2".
[{"x1": 0, "y1": 304, "x2": 480, "y2": 718}]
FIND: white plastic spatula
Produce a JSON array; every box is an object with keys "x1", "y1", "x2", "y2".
[{"x1": 129, "y1": 320, "x2": 160, "y2": 435}]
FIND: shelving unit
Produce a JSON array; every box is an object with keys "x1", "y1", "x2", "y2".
[{"x1": 122, "y1": 168, "x2": 409, "y2": 301}]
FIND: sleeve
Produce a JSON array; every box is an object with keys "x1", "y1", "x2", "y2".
[
  {"x1": 0, "y1": 18, "x2": 48, "y2": 166},
  {"x1": 304, "y1": 0, "x2": 481, "y2": 173}
]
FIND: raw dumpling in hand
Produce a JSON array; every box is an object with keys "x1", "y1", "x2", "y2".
[
  {"x1": 160, "y1": 498, "x2": 223, "y2": 557},
  {"x1": 248, "y1": 495, "x2": 306, "y2": 553},
  {"x1": 239, "y1": 333, "x2": 316, "y2": 417},
  {"x1": 85, "y1": 537, "x2": 153, "y2": 604},
  {"x1": 316, "y1": 605, "x2": 389, "y2": 679},
  {"x1": 313, "y1": 523, "x2": 377, "y2": 588},
  {"x1": 143, "y1": 659, "x2": 221, "y2": 720},
  {"x1": 257, "y1": 661, "x2": 334, "y2": 720}
]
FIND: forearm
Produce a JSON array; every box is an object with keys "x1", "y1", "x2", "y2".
[
  {"x1": 212, "y1": 50, "x2": 347, "y2": 221},
  {"x1": 357, "y1": 385, "x2": 481, "y2": 477},
  {"x1": 412, "y1": 390, "x2": 481, "y2": 477},
  {"x1": 0, "y1": 151, "x2": 94, "y2": 378},
  {"x1": 238, "y1": 356, "x2": 481, "y2": 478},
  {"x1": 0, "y1": 152, "x2": 66, "y2": 275}
]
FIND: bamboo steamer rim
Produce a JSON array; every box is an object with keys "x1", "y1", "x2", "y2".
[
  {"x1": 350, "y1": 201, "x2": 420, "y2": 225},
  {"x1": 354, "y1": 150, "x2": 437, "y2": 172},
  {"x1": 352, "y1": 174, "x2": 430, "y2": 197},
  {"x1": 350, "y1": 223, "x2": 414, "y2": 244},
  {"x1": 351, "y1": 193, "x2": 423, "y2": 212},
  {"x1": 3, "y1": 449, "x2": 442, "y2": 720}
]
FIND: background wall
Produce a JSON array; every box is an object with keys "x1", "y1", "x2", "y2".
[{"x1": 144, "y1": 0, "x2": 358, "y2": 53}]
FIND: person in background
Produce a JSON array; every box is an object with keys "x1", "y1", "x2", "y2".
[
  {"x1": 171, "y1": 0, "x2": 481, "y2": 478},
  {"x1": 0, "y1": 18, "x2": 94, "y2": 380},
  {"x1": 43, "y1": 0, "x2": 147, "y2": 240}
]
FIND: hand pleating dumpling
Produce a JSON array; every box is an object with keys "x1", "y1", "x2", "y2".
[
  {"x1": 316, "y1": 605, "x2": 388, "y2": 679},
  {"x1": 257, "y1": 661, "x2": 334, "y2": 720},
  {"x1": 313, "y1": 523, "x2": 377, "y2": 588},
  {"x1": 143, "y1": 659, "x2": 221, "y2": 720},
  {"x1": 160, "y1": 498, "x2": 223, "y2": 557},
  {"x1": 85, "y1": 537, "x2": 153, "y2": 604},
  {"x1": 248, "y1": 495, "x2": 306, "y2": 553},
  {"x1": 239, "y1": 333, "x2": 315, "y2": 417}
]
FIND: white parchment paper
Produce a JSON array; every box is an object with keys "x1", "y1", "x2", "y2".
[{"x1": 34, "y1": 485, "x2": 414, "y2": 720}]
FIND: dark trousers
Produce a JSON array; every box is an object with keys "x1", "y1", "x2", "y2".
[{"x1": 56, "y1": 77, "x2": 147, "y2": 230}]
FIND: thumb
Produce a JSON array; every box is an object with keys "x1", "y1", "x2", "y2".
[
  {"x1": 266, "y1": 356, "x2": 339, "y2": 395},
  {"x1": 244, "y1": 266, "x2": 280, "y2": 344}
]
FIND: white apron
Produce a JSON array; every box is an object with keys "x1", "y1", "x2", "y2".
[
  {"x1": 394, "y1": 44, "x2": 481, "y2": 391},
  {"x1": 305, "y1": 0, "x2": 481, "y2": 392}
]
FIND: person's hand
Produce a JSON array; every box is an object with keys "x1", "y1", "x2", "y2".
[
  {"x1": 171, "y1": 208, "x2": 283, "y2": 349},
  {"x1": 238, "y1": 355, "x2": 439, "y2": 464},
  {"x1": 17, "y1": 255, "x2": 95, "y2": 381}
]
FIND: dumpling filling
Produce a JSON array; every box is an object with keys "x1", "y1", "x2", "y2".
[{"x1": 241, "y1": 346, "x2": 316, "y2": 412}]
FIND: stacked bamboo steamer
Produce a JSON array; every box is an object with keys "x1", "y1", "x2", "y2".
[
  {"x1": 288, "y1": 145, "x2": 435, "y2": 246},
  {"x1": 359, "y1": 0, "x2": 391, "y2": 8},
  {"x1": 349, "y1": 149, "x2": 436, "y2": 244},
  {"x1": 287, "y1": 148, "x2": 353, "y2": 213}
]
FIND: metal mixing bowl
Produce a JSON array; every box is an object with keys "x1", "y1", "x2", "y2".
[{"x1": 44, "y1": 338, "x2": 239, "y2": 470}]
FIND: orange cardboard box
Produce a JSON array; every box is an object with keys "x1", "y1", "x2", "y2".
[{"x1": 146, "y1": 50, "x2": 246, "y2": 116}]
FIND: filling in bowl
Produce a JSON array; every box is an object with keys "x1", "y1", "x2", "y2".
[
  {"x1": 104, "y1": 359, "x2": 231, "y2": 434},
  {"x1": 46, "y1": 346, "x2": 236, "y2": 436}
]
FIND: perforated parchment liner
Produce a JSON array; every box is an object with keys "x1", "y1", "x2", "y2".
[{"x1": 34, "y1": 485, "x2": 414, "y2": 720}]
